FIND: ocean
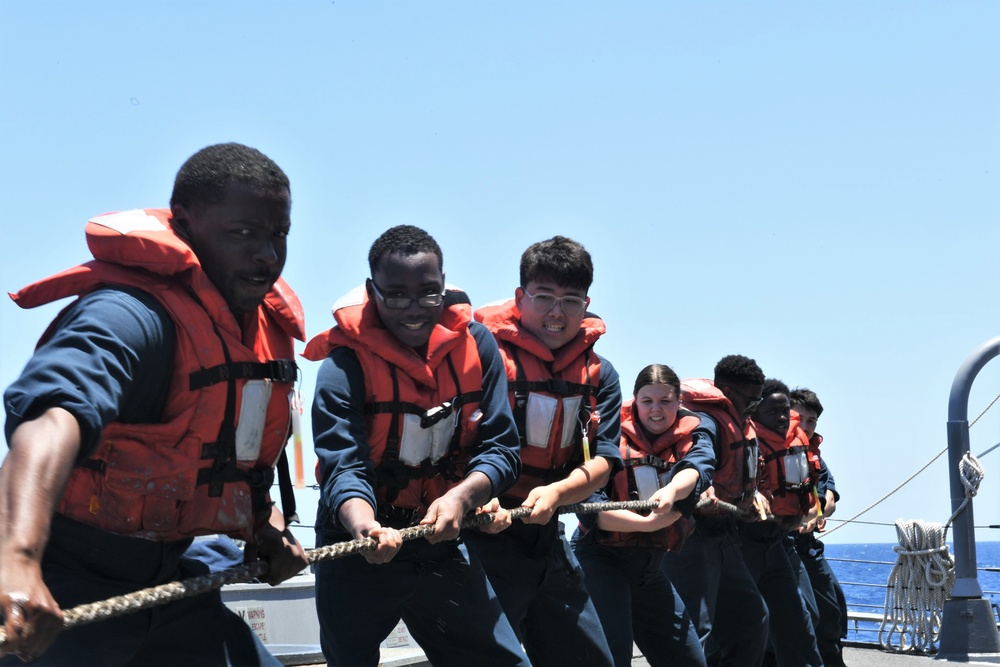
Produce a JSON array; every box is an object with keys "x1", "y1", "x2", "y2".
[{"x1": 822, "y1": 541, "x2": 1000, "y2": 644}]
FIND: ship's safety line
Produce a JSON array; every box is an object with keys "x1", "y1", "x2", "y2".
[
  {"x1": 822, "y1": 447, "x2": 949, "y2": 538},
  {"x1": 822, "y1": 391, "x2": 999, "y2": 538}
]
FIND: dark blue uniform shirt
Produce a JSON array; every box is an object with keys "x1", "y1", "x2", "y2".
[{"x1": 4, "y1": 286, "x2": 174, "y2": 462}]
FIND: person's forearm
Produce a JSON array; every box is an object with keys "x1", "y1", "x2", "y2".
[
  {"x1": 824, "y1": 490, "x2": 837, "y2": 516},
  {"x1": 443, "y1": 471, "x2": 494, "y2": 514},
  {"x1": 0, "y1": 408, "x2": 81, "y2": 565},
  {"x1": 546, "y1": 456, "x2": 612, "y2": 508},
  {"x1": 596, "y1": 508, "x2": 678, "y2": 533},
  {"x1": 668, "y1": 468, "x2": 699, "y2": 502},
  {"x1": 336, "y1": 497, "x2": 378, "y2": 538}
]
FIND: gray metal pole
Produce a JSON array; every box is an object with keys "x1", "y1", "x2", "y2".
[
  {"x1": 945, "y1": 336, "x2": 1000, "y2": 595},
  {"x1": 937, "y1": 336, "x2": 1000, "y2": 658}
]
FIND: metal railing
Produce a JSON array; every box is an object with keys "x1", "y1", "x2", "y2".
[{"x1": 827, "y1": 555, "x2": 1000, "y2": 645}]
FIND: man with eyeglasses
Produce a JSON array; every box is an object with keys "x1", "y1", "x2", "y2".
[
  {"x1": 302, "y1": 225, "x2": 529, "y2": 667},
  {"x1": 465, "y1": 235, "x2": 622, "y2": 667},
  {"x1": 660, "y1": 354, "x2": 770, "y2": 666}
]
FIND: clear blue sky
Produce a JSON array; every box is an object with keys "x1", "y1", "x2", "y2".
[{"x1": 1, "y1": 1, "x2": 998, "y2": 547}]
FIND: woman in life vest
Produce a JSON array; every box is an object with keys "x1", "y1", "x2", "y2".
[{"x1": 571, "y1": 364, "x2": 715, "y2": 667}]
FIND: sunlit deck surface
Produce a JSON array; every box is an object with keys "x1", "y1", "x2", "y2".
[{"x1": 284, "y1": 643, "x2": 1000, "y2": 666}]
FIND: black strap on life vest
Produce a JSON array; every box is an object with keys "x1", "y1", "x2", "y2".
[
  {"x1": 275, "y1": 449, "x2": 298, "y2": 524},
  {"x1": 188, "y1": 359, "x2": 298, "y2": 390},
  {"x1": 373, "y1": 358, "x2": 484, "y2": 503},
  {"x1": 198, "y1": 321, "x2": 240, "y2": 499},
  {"x1": 624, "y1": 444, "x2": 640, "y2": 502},
  {"x1": 761, "y1": 443, "x2": 785, "y2": 496},
  {"x1": 436, "y1": 356, "x2": 471, "y2": 483},
  {"x1": 508, "y1": 345, "x2": 597, "y2": 453},
  {"x1": 188, "y1": 337, "x2": 299, "y2": 512},
  {"x1": 622, "y1": 437, "x2": 674, "y2": 501},
  {"x1": 190, "y1": 321, "x2": 294, "y2": 526},
  {"x1": 623, "y1": 455, "x2": 673, "y2": 472},
  {"x1": 374, "y1": 364, "x2": 406, "y2": 503},
  {"x1": 195, "y1": 460, "x2": 275, "y2": 514}
]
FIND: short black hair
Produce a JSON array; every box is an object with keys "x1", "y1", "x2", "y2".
[
  {"x1": 519, "y1": 236, "x2": 593, "y2": 292},
  {"x1": 761, "y1": 378, "x2": 790, "y2": 398},
  {"x1": 713, "y1": 354, "x2": 765, "y2": 386},
  {"x1": 633, "y1": 364, "x2": 681, "y2": 398},
  {"x1": 368, "y1": 225, "x2": 443, "y2": 274},
  {"x1": 790, "y1": 387, "x2": 824, "y2": 417},
  {"x1": 170, "y1": 143, "x2": 289, "y2": 209}
]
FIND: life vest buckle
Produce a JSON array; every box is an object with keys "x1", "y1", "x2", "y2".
[
  {"x1": 267, "y1": 359, "x2": 298, "y2": 384},
  {"x1": 546, "y1": 379, "x2": 571, "y2": 395},
  {"x1": 420, "y1": 401, "x2": 453, "y2": 428}
]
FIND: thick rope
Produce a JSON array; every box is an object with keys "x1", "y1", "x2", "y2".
[
  {"x1": 878, "y1": 519, "x2": 955, "y2": 654},
  {"x1": 944, "y1": 452, "x2": 986, "y2": 537},
  {"x1": 7, "y1": 392, "x2": 996, "y2": 649},
  {"x1": 1, "y1": 497, "x2": 754, "y2": 646}
]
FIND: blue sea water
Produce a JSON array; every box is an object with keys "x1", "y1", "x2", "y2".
[{"x1": 822, "y1": 540, "x2": 1000, "y2": 643}]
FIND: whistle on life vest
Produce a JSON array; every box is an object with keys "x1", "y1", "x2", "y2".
[
  {"x1": 581, "y1": 411, "x2": 600, "y2": 463},
  {"x1": 290, "y1": 390, "x2": 305, "y2": 489},
  {"x1": 752, "y1": 493, "x2": 768, "y2": 521},
  {"x1": 813, "y1": 487, "x2": 824, "y2": 517}
]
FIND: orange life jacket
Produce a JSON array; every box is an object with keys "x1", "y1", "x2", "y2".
[
  {"x1": 808, "y1": 431, "x2": 824, "y2": 454},
  {"x1": 754, "y1": 418, "x2": 816, "y2": 518},
  {"x1": 11, "y1": 209, "x2": 305, "y2": 542},
  {"x1": 474, "y1": 299, "x2": 602, "y2": 503},
  {"x1": 790, "y1": 410, "x2": 823, "y2": 482},
  {"x1": 679, "y1": 378, "x2": 760, "y2": 514},
  {"x1": 593, "y1": 401, "x2": 700, "y2": 551},
  {"x1": 303, "y1": 285, "x2": 484, "y2": 516}
]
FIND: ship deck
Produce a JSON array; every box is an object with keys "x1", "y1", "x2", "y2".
[{"x1": 280, "y1": 642, "x2": 1000, "y2": 666}]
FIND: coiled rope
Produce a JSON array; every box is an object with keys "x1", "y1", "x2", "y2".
[
  {"x1": 877, "y1": 451, "x2": 985, "y2": 654},
  {"x1": 878, "y1": 519, "x2": 955, "y2": 654},
  {"x1": 0, "y1": 497, "x2": 750, "y2": 646},
  {"x1": 944, "y1": 452, "x2": 986, "y2": 536}
]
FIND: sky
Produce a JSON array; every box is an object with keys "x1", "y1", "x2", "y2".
[{"x1": 1, "y1": 1, "x2": 998, "y2": 549}]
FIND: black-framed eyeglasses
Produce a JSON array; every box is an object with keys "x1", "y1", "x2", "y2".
[
  {"x1": 370, "y1": 282, "x2": 445, "y2": 310},
  {"x1": 725, "y1": 385, "x2": 764, "y2": 414},
  {"x1": 520, "y1": 287, "x2": 587, "y2": 317}
]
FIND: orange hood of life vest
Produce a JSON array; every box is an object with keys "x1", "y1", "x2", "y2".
[
  {"x1": 12, "y1": 208, "x2": 305, "y2": 343},
  {"x1": 474, "y1": 298, "x2": 605, "y2": 373}
]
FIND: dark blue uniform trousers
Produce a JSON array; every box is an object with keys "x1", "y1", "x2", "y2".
[
  {"x1": 314, "y1": 530, "x2": 529, "y2": 667},
  {"x1": 464, "y1": 519, "x2": 614, "y2": 667},
  {"x1": 739, "y1": 522, "x2": 823, "y2": 667},
  {"x1": 662, "y1": 517, "x2": 770, "y2": 667},
  {"x1": 573, "y1": 537, "x2": 706, "y2": 667},
  {"x1": 793, "y1": 533, "x2": 848, "y2": 666}
]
